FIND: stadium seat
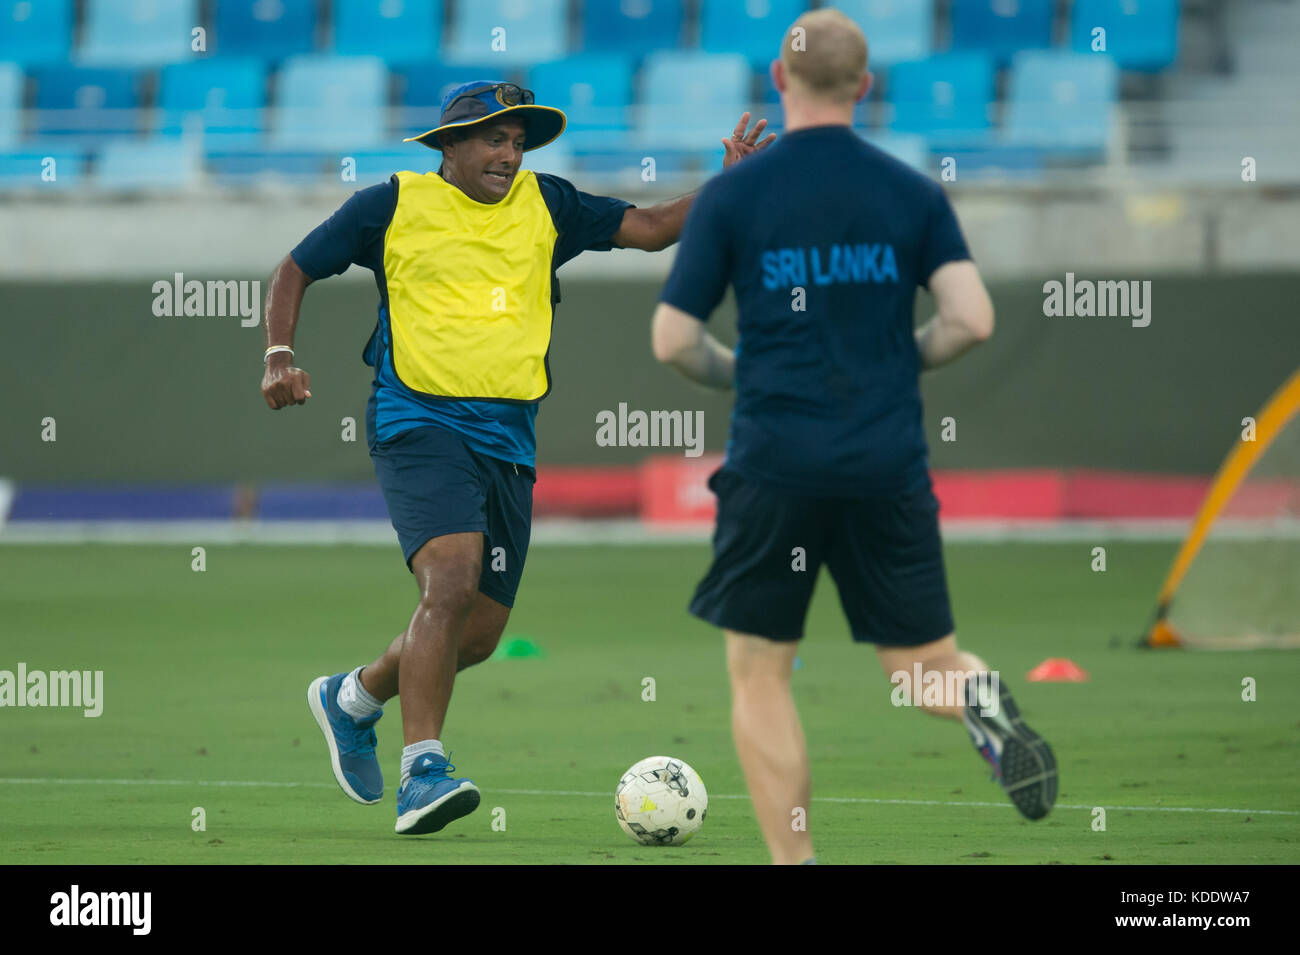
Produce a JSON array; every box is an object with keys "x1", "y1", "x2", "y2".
[
  {"x1": 206, "y1": 148, "x2": 328, "y2": 186},
  {"x1": 700, "y1": 0, "x2": 810, "y2": 65},
  {"x1": 527, "y1": 56, "x2": 634, "y2": 148},
  {"x1": 395, "y1": 63, "x2": 516, "y2": 138},
  {"x1": 334, "y1": 0, "x2": 442, "y2": 64},
  {"x1": 861, "y1": 131, "x2": 927, "y2": 171},
  {"x1": 637, "y1": 51, "x2": 750, "y2": 151},
  {"x1": 949, "y1": 0, "x2": 1053, "y2": 65},
  {"x1": 1003, "y1": 51, "x2": 1118, "y2": 156},
  {"x1": 886, "y1": 53, "x2": 995, "y2": 149},
  {"x1": 0, "y1": 61, "x2": 21, "y2": 150},
  {"x1": 79, "y1": 0, "x2": 198, "y2": 66},
  {"x1": 520, "y1": 138, "x2": 575, "y2": 178},
  {"x1": 445, "y1": 0, "x2": 566, "y2": 65},
  {"x1": 0, "y1": 148, "x2": 86, "y2": 190},
  {"x1": 581, "y1": 0, "x2": 685, "y2": 58},
  {"x1": 271, "y1": 55, "x2": 387, "y2": 152},
  {"x1": 157, "y1": 59, "x2": 266, "y2": 146},
  {"x1": 96, "y1": 139, "x2": 203, "y2": 191},
  {"x1": 0, "y1": 0, "x2": 73, "y2": 66},
  {"x1": 833, "y1": 0, "x2": 933, "y2": 67},
  {"x1": 32, "y1": 66, "x2": 142, "y2": 141},
  {"x1": 216, "y1": 0, "x2": 317, "y2": 61},
  {"x1": 330, "y1": 147, "x2": 437, "y2": 188},
  {"x1": 1070, "y1": 0, "x2": 1179, "y2": 72}
]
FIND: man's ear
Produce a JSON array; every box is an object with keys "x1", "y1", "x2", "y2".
[
  {"x1": 771, "y1": 58, "x2": 786, "y2": 94},
  {"x1": 857, "y1": 72, "x2": 873, "y2": 103}
]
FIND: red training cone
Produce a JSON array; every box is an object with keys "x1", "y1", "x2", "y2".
[{"x1": 1026, "y1": 658, "x2": 1089, "y2": 682}]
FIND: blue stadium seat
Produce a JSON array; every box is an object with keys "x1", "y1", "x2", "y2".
[
  {"x1": 395, "y1": 63, "x2": 515, "y2": 138},
  {"x1": 79, "y1": 0, "x2": 199, "y2": 66},
  {"x1": 700, "y1": 0, "x2": 809, "y2": 65},
  {"x1": 271, "y1": 55, "x2": 388, "y2": 151},
  {"x1": 0, "y1": 148, "x2": 87, "y2": 190},
  {"x1": 330, "y1": 148, "x2": 437, "y2": 187},
  {"x1": 96, "y1": 139, "x2": 202, "y2": 191},
  {"x1": 527, "y1": 56, "x2": 634, "y2": 148},
  {"x1": 216, "y1": 0, "x2": 317, "y2": 61},
  {"x1": 0, "y1": 61, "x2": 21, "y2": 150},
  {"x1": 446, "y1": 0, "x2": 566, "y2": 65},
  {"x1": 834, "y1": 0, "x2": 932, "y2": 67},
  {"x1": 520, "y1": 138, "x2": 575, "y2": 177},
  {"x1": 157, "y1": 59, "x2": 266, "y2": 147},
  {"x1": 1004, "y1": 51, "x2": 1118, "y2": 155},
  {"x1": 950, "y1": 0, "x2": 1053, "y2": 65},
  {"x1": 0, "y1": 0, "x2": 73, "y2": 66},
  {"x1": 886, "y1": 53, "x2": 994, "y2": 149},
  {"x1": 1070, "y1": 0, "x2": 1179, "y2": 72},
  {"x1": 638, "y1": 51, "x2": 751, "y2": 152},
  {"x1": 581, "y1": 0, "x2": 684, "y2": 58},
  {"x1": 207, "y1": 149, "x2": 329, "y2": 186},
  {"x1": 861, "y1": 131, "x2": 927, "y2": 171},
  {"x1": 32, "y1": 67, "x2": 142, "y2": 141},
  {"x1": 334, "y1": 0, "x2": 442, "y2": 64}
]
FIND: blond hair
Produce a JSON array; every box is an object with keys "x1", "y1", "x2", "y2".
[{"x1": 780, "y1": 9, "x2": 868, "y2": 104}]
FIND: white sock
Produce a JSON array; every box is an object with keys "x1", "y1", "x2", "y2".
[
  {"x1": 400, "y1": 740, "x2": 445, "y2": 788},
  {"x1": 338, "y1": 666, "x2": 383, "y2": 720}
]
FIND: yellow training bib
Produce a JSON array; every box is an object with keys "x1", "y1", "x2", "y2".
[{"x1": 383, "y1": 169, "x2": 559, "y2": 402}]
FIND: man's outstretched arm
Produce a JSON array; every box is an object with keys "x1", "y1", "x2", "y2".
[
  {"x1": 652, "y1": 303, "x2": 735, "y2": 390},
  {"x1": 613, "y1": 113, "x2": 774, "y2": 252},
  {"x1": 260, "y1": 253, "x2": 314, "y2": 409}
]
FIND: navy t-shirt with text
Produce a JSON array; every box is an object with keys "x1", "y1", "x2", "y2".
[{"x1": 659, "y1": 125, "x2": 971, "y2": 497}]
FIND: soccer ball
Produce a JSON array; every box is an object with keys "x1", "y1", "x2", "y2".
[{"x1": 615, "y1": 756, "x2": 708, "y2": 846}]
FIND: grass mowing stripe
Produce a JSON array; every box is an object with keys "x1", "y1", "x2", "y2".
[{"x1": 1, "y1": 778, "x2": 1294, "y2": 816}]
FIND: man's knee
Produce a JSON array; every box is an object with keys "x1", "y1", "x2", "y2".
[
  {"x1": 411, "y1": 533, "x2": 483, "y2": 619},
  {"x1": 725, "y1": 630, "x2": 798, "y2": 690}
]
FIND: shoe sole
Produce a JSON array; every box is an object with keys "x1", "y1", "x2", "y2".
[
  {"x1": 307, "y1": 676, "x2": 382, "y2": 806},
  {"x1": 395, "y1": 782, "x2": 481, "y2": 835},
  {"x1": 967, "y1": 684, "x2": 1058, "y2": 821}
]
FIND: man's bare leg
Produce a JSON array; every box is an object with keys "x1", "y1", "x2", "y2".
[
  {"x1": 725, "y1": 629, "x2": 814, "y2": 865},
  {"x1": 875, "y1": 633, "x2": 988, "y2": 719},
  {"x1": 392, "y1": 532, "x2": 486, "y2": 745},
  {"x1": 358, "y1": 589, "x2": 512, "y2": 702}
]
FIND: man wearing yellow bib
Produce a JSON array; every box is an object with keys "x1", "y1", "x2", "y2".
[{"x1": 261, "y1": 81, "x2": 773, "y2": 836}]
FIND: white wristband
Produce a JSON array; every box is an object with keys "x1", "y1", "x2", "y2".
[{"x1": 264, "y1": 345, "x2": 294, "y2": 362}]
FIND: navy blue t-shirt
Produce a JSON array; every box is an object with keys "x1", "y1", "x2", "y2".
[
  {"x1": 291, "y1": 171, "x2": 632, "y2": 466},
  {"x1": 659, "y1": 125, "x2": 971, "y2": 497}
]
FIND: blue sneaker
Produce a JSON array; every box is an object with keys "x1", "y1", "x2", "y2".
[
  {"x1": 307, "y1": 673, "x2": 383, "y2": 805},
  {"x1": 962, "y1": 681, "x2": 1057, "y2": 820},
  {"x1": 395, "y1": 753, "x2": 480, "y2": 835}
]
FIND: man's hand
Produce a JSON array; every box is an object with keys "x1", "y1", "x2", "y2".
[
  {"x1": 721, "y1": 112, "x2": 776, "y2": 168},
  {"x1": 261, "y1": 355, "x2": 312, "y2": 409}
]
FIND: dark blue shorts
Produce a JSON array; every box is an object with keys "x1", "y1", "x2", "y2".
[
  {"x1": 689, "y1": 468, "x2": 955, "y2": 646},
  {"x1": 370, "y1": 424, "x2": 535, "y2": 608}
]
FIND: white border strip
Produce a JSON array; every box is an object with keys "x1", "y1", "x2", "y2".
[
  {"x1": 0, "y1": 517, "x2": 1210, "y2": 545},
  {"x1": 0, "y1": 776, "x2": 1292, "y2": 816}
]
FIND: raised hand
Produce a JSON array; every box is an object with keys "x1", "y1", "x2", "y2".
[{"x1": 721, "y1": 112, "x2": 777, "y2": 168}]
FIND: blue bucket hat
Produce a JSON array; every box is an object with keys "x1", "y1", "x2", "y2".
[{"x1": 404, "y1": 80, "x2": 567, "y2": 152}]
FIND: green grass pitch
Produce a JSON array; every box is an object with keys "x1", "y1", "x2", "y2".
[{"x1": 1, "y1": 540, "x2": 1296, "y2": 864}]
